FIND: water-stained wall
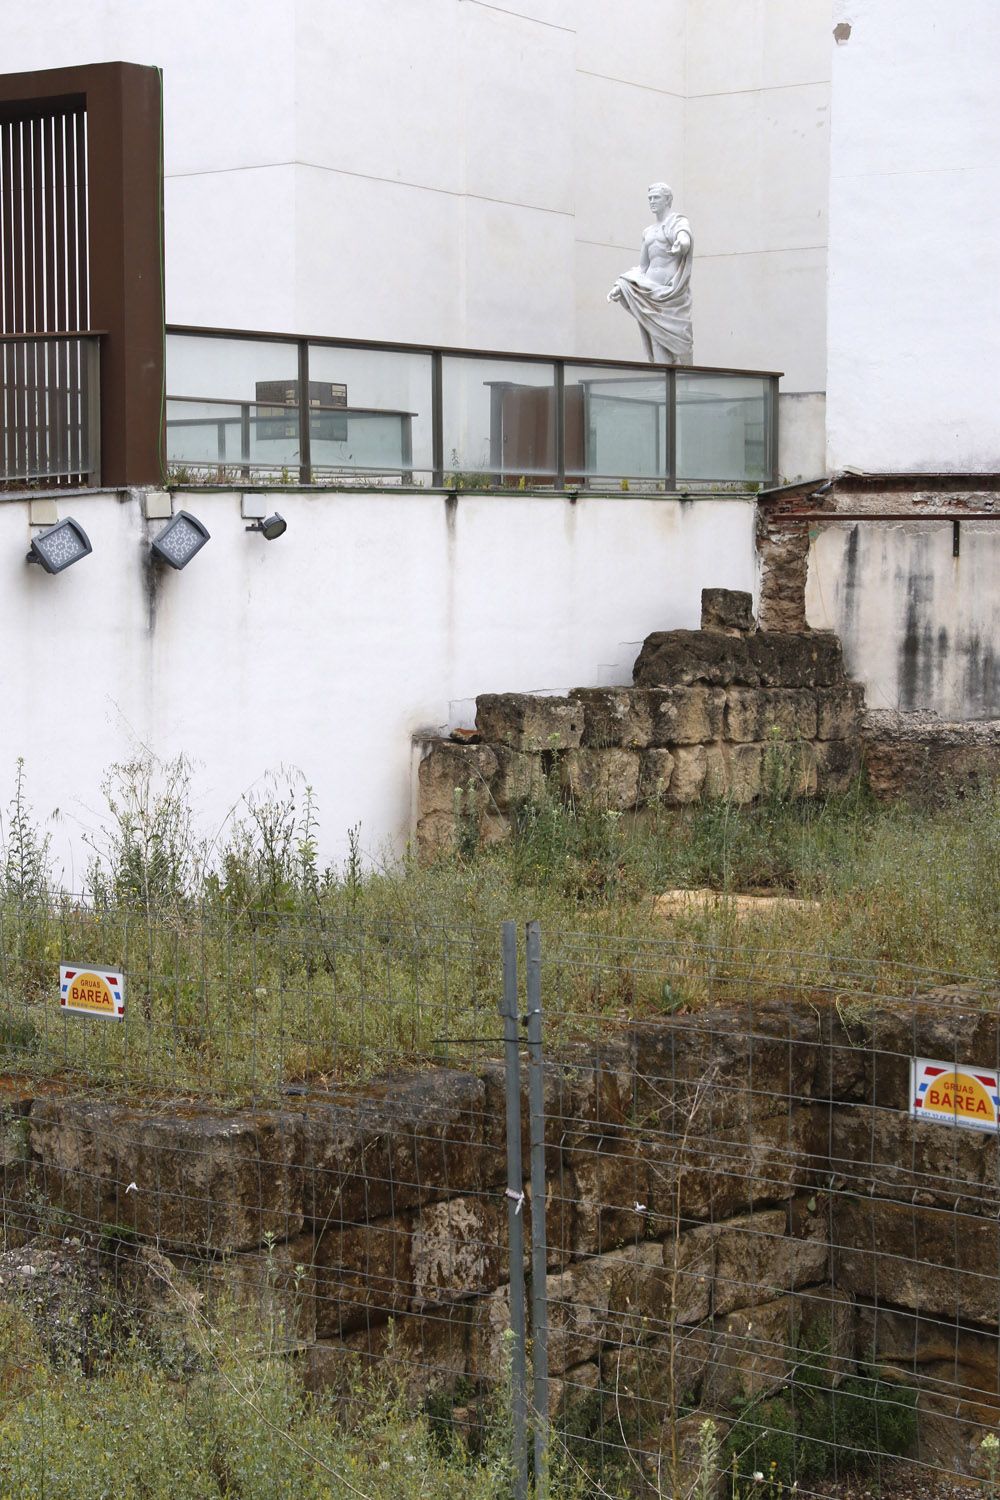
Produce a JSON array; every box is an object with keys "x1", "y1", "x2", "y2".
[{"x1": 805, "y1": 520, "x2": 1000, "y2": 720}]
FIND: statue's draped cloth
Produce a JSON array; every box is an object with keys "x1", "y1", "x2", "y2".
[{"x1": 612, "y1": 213, "x2": 693, "y2": 363}]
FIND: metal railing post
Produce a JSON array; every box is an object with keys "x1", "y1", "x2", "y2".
[
  {"x1": 431, "y1": 350, "x2": 444, "y2": 486},
  {"x1": 525, "y1": 919, "x2": 549, "y2": 1495},
  {"x1": 240, "y1": 401, "x2": 251, "y2": 480},
  {"x1": 84, "y1": 337, "x2": 102, "y2": 487},
  {"x1": 666, "y1": 367, "x2": 677, "y2": 491},
  {"x1": 297, "y1": 339, "x2": 311, "y2": 483},
  {"x1": 500, "y1": 921, "x2": 529, "y2": 1500},
  {"x1": 553, "y1": 363, "x2": 565, "y2": 491}
]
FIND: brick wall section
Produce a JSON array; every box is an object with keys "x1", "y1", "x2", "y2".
[
  {"x1": 416, "y1": 590, "x2": 864, "y2": 859},
  {"x1": 756, "y1": 473, "x2": 1000, "y2": 633}
]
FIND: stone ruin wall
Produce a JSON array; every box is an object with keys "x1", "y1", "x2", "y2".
[
  {"x1": 416, "y1": 589, "x2": 864, "y2": 860},
  {"x1": 2, "y1": 994, "x2": 998, "y2": 1478}
]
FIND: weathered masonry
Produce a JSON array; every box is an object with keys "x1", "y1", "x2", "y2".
[
  {"x1": 3, "y1": 988, "x2": 998, "y2": 1480},
  {"x1": 416, "y1": 589, "x2": 863, "y2": 859}
]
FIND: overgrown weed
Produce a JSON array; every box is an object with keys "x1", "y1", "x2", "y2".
[{"x1": 0, "y1": 755, "x2": 996, "y2": 1098}]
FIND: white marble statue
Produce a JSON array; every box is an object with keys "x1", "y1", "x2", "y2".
[{"x1": 608, "y1": 182, "x2": 693, "y2": 365}]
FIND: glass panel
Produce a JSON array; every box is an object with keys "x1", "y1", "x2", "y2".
[
  {"x1": 442, "y1": 357, "x2": 556, "y2": 480},
  {"x1": 564, "y1": 366, "x2": 668, "y2": 483},
  {"x1": 676, "y1": 373, "x2": 770, "y2": 484},
  {"x1": 166, "y1": 334, "x2": 300, "y2": 478},
  {"x1": 307, "y1": 344, "x2": 432, "y2": 482}
]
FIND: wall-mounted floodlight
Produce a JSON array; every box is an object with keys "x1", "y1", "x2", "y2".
[
  {"x1": 151, "y1": 510, "x2": 211, "y2": 569},
  {"x1": 245, "y1": 512, "x2": 287, "y2": 541},
  {"x1": 26, "y1": 517, "x2": 93, "y2": 574}
]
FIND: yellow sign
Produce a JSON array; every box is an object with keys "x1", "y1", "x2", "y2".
[
  {"x1": 59, "y1": 966, "x2": 125, "y2": 1021},
  {"x1": 911, "y1": 1057, "x2": 1000, "y2": 1132}
]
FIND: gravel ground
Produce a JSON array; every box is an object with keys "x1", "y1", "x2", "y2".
[{"x1": 808, "y1": 1460, "x2": 984, "y2": 1499}]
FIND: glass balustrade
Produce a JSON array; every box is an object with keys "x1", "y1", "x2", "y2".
[{"x1": 166, "y1": 330, "x2": 778, "y2": 490}]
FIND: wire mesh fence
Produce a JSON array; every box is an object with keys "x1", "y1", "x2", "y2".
[{"x1": 0, "y1": 903, "x2": 997, "y2": 1497}]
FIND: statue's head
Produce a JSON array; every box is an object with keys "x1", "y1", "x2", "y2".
[{"x1": 647, "y1": 182, "x2": 674, "y2": 212}]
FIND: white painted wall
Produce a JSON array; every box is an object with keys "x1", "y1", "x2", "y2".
[
  {"x1": 3, "y1": 1, "x2": 830, "y2": 387},
  {"x1": 806, "y1": 521, "x2": 1000, "y2": 719},
  {"x1": 0, "y1": 490, "x2": 756, "y2": 878},
  {"x1": 826, "y1": 0, "x2": 1000, "y2": 472},
  {"x1": 684, "y1": 0, "x2": 832, "y2": 392},
  {"x1": 778, "y1": 393, "x2": 826, "y2": 483}
]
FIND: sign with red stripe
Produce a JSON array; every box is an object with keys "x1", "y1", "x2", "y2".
[
  {"x1": 911, "y1": 1057, "x2": 1000, "y2": 1131},
  {"x1": 59, "y1": 965, "x2": 125, "y2": 1021}
]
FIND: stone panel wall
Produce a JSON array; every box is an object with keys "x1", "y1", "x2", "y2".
[
  {"x1": 416, "y1": 590, "x2": 864, "y2": 859},
  {"x1": 4, "y1": 991, "x2": 1000, "y2": 1476}
]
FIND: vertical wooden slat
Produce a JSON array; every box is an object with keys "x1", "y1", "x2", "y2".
[
  {"x1": 52, "y1": 110, "x2": 68, "y2": 478},
  {"x1": 31, "y1": 114, "x2": 48, "y2": 477},
  {"x1": 76, "y1": 107, "x2": 88, "y2": 330},
  {"x1": 11, "y1": 120, "x2": 26, "y2": 480},
  {"x1": 41, "y1": 112, "x2": 56, "y2": 475},
  {"x1": 21, "y1": 115, "x2": 34, "y2": 477},
  {"x1": 1, "y1": 122, "x2": 10, "y2": 477},
  {"x1": 75, "y1": 107, "x2": 89, "y2": 480},
  {"x1": 65, "y1": 109, "x2": 80, "y2": 478}
]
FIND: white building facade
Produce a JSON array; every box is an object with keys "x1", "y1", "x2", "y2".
[{"x1": 2, "y1": 1, "x2": 998, "y2": 873}]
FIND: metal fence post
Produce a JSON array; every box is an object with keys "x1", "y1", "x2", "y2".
[
  {"x1": 431, "y1": 350, "x2": 444, "y2": 486},
  {"x1": 297, "y1": 338, "x2": 311, "y2": 483},
  {"x1": 525, "y1": 919, "x2": 550, "y2": 1494},
  {"x1": 500, "y1": 920, "x2": 529, "y2": 1500}
]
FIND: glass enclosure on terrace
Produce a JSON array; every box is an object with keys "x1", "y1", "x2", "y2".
[{"x1": 166, "y1": 327, "x2": 778, "y2": 489}]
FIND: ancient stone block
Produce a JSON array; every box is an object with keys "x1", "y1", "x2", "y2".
[
  {"x1": 725, "y1": 742, "x2": 763, "y2": 803},
  {"x1": 475, "y1": 693, "x2": 583, "y2": 752},
  {"x1": 411, "y1": 1195, "x2": 506, "y2": 1304},
  {"x1": 814, "y1": 736, "x2": 861, "y2": 795},
  {"x1": 832, "y1": 1197, "x2": 1000, "y2": 1324},
  {"x1": 600, "y1": 1334, "x2": 715, "y2": 1449},
  {"x1": 712, "y1": 1208, "x2": 829, "y2": 1315},
  {"x1": 547, "y1": 1359, "x2": 600, "y2": 1419},
  {"x1": 182, "y1": 1232, "x2": 319, "y2": 1344},
  {"x1": 542, "y1": 1248, "x2": 651, "y2": 1374},
  {"x1": 701, "y1": 1285, "x2": 851, "y2": 1407},
  {"x1": 569, "y1": 688, "x2": 653, "y2": 748},
  {"x1": 748, "y1": 631, "x2": 845, "y2": 688},
  {"x1": 816, "y1": 683, "x2": 864, "y2": 740},
  {"x1": 702, "y1": 743, "x2": 729, "y2": 798},
  {"x1": 415, "y1": 811, "x2": 460, "y2": 862},
  {"x1": 840, "y1": 996, "x2": 1000, "y2": 1114},
  {"x1": 645, "y1": 1111, "x2": 824, "y2": 1230},
  {"x1": 314, "y1": 1212, "x2": 414, "y2": 1335},
  {"x1": 633, "y1": 630, "x2": 758, "y2": 689},
  {"x1": 701, "y1": 587, "x2": 756, "y2": 636},
  {"x1": 560, "y1": 749, "x2": 641, "y2": 810},
  {"x1": 305, "y1": 1303, "x2": 471, "y2": 1397},
  {"x1": 725, "y1": 688, "x2": 818, "y2": 742},
  {"x1": 298, "y1": 1071, "x2": 490, "y2": 1229},
  {"x1": 658, "y1": 1223, "x2": 717, "y2": 1327},
  {"x1": 646, "y1": 686, "x2": 726, "y2": 745},
  {"x1": 860, "y1": 711, "x2": 1000, "y2": 805},
  {"x1": 491, "y1": 746, "x2": 547, "y2": 810},
  {"x1": 568, "y1": 1142, "x2": 651, "y2": 1255},
  {"x1": 853, "y1": 1301, "x2": 1000, "y2": 1474},
  {"x1": 630, "y1": 1006, "x2": 823, "y2": 1139},
  {"x1": 639, "y1": 748, "x2": 675, "y2": 801},
  {"x1": 663, "y1": 744, "x2": 707, "y2": 803},
  {"x1": 417, "y1": 741, "x2": 498, "y2": 818},
  {"x1": 29, "y1": 1100, "x2": 305, "y2": 1253},
  {"x1": 468, "y1": 1283, "x2": 513, "y2": 1375},
  {"x1": 831, "y1": 1105, "x2": 1000, "y2": 1215}
]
